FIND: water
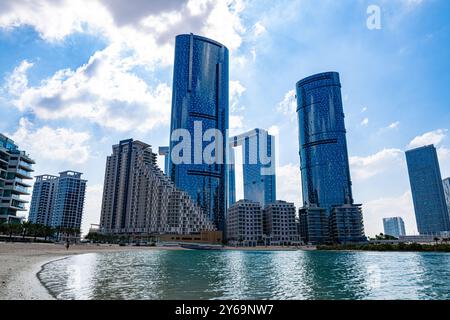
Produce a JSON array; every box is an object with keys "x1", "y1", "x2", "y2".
[{"x1": 38, "y1": 250, "x2": 450, "y2": 300}]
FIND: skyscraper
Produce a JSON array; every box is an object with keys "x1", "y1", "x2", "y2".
[
  {"x1": 99, "y1": 139, "x2": 215, "y2": 235},
  {"x1": 169, "y1": 34, "x2": 229, "y2": 231},
  {"x1": 51, "y1": 171, "x2": 87, "y2": 231},
  {"x1": 28, "y1": 175, "x2": 58, "y2": 226},
  {"x1": 406, "y1": 145, "x2": 450, "y2": 234},
  {"x1": 296, "y1": 72, "x2": 365, "y2": 243},
  {"x1": 231, "y1": 129, "x2": 276, "y2": 207},
  {"x1": 383, "y1": 217, "x2": 406, "y2": 238},
  {"x1": 0, "y1": 133, "x2": 34, "y2": 224},
  {"x1": 296, "y1": 72, "x2": 353, "y2": 211}
]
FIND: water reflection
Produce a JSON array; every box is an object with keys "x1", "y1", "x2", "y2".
[{"x1": 38, "y1": 250, "x2": 450, "y2": 300}]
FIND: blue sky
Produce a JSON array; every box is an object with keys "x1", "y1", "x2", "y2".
[{"x1": 1, "y1": 0, "x2": 449, "y2": 236}]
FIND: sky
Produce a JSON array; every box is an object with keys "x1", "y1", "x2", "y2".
[{"x1": 1, "y1": 0, "x2": 449, "y2": 236}]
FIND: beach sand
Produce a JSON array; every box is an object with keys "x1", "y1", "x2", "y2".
[{"x1": 0, "y1": 242, "x2": 184, "y2": 300}]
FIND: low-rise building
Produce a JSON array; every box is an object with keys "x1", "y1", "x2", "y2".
[
  {"x1": 263, "y1": 201, "x2": 300, "y2": 246},
  {"x1": 227, "y1": 200, "x2": 263, "y2": 246}
]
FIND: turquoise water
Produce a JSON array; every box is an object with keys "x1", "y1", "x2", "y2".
[{"x1": 38, "y1": 250, "x2": 450, "y2": 300}]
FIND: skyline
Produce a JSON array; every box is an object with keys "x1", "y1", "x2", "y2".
[{"x1": 1, "y1": 0, "x2": 450, "y2": 236}]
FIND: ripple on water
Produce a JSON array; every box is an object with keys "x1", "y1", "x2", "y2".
[{"x1": 38, "y1": 250, "x2": 450, "y2": 300}]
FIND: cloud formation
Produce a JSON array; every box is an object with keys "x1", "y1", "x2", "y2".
[{"x1": 10, "y1": 118, "x2": 91, "y2": 165}]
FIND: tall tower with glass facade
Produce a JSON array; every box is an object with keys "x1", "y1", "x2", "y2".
[
  {"x1": 296, "y1": 72, "x2": 365, "y2": 244},
  {"x1": 406, "y1": 145, "x2": 450, "y2": 234},
  {"x1": 296, "y1": 72, "x2": 353, "y2": 211},
  {"x1": 230, "y1": 129, "x2": 276, "y2": 207},
  {"x1": 169, "y1": 34, "x2": 229, "y2": 232}
]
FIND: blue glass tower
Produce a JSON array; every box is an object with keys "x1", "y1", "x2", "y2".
[
  {"x1": 296, "y1": 72, "x2": 353, "y2": 213},
  {"x1": 406, "y1": 145, "x2": 450, "y2": 234},
  {"x1": 169, "y1": 34, "x2": 229, "y2": 231}
]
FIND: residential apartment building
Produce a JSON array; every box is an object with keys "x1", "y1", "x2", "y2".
[
  {"x1": 263, "y1": 201, "x2": 300, "y2": 246},
  {"x1": 0, "y1": 133, "x2": 34, "y2": 224},
  {"x1": 227, "y1": 200, "x2": 263, "y2": 246},
  {"x1": 99, "y1": 139, "x2": 216, "y2": 236},
  {"x1": 28, "y1": 171, "x2": 86, "y2": 231}
]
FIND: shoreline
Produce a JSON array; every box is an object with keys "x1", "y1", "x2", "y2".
[
  {"x1": 0, "y1": 242, "x2": 188, "y2": 300},
  {"x1": 0, "y1": 242, "x2": 313, "y2": 300}
]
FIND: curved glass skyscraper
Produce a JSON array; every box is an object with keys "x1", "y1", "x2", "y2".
[
  {"x1": 296, "y1": 72, "x2": 353, "y2": 212},
  {"x1": 169, "y1": 34, "x2": 229, "y2": 231}
]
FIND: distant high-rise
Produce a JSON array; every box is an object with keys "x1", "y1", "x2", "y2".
[
  {"x1": 169, "y1": 34, "x2": 229, "y2": 232},
  {"x1": 443, "y1": 177, "x2": 450, "y2": 218},
  {"x1": 51, "y1": 171, "x2": 86, "y2": 230},
  {"x1": 158, "y1": 146, "x2": 170, "y2": 175},
  {"x1": 0, "y1": 133, "x2": 34, "y2": 224},
  {"x1": 100, "y1": 139, "x2": 215, "y2": 235},
  {"x1": 231, "y1": 129, "x2": 276, "y2": 207},
  {"x1": 383, "y1": 217, "x2": 406, "y2": 238},
  {"x1": 296, "y1": 72, "x2": 365, "y2": 243},
  {"x1": 406, "y1": 145, "x2": 450, "y2": 234},
  {"x1": 28, "y1": 175, "x2": 58, "y2": 226}
]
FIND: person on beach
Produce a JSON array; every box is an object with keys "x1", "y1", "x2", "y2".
[{"x1": 65, "y1": 239, "x2": 70, "y2": 250}]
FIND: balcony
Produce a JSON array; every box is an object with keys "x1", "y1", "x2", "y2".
[
  {"x1": 13, "y1": 168, "x2": 32, "y2": 179},
  {"x1": 4, "y1": 184, "x2": 30, "y2": 195},
  {"x1": 18, "y1": 160, "x2": 33, "y2": 171}
]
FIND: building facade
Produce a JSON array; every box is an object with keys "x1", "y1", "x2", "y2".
[
  {"x1": 296, "y1": 72, "x2": 353, "y2": 211},
  {"x1": 298, "y1": 206, "x2": 329, "y2": 244},
  {"x1": 383, "y1": 217, "x2": 406, "y2": 238},
  {"x1": 169, "y1": 34, "x2": 229, "y2": 232},
  {"x1": 226, "y1": 200, "x2": 263, "y2": 246},
  {"x1": 158, "y1": 146, "x2": 170, "y2": 175},
  {"x1": 230, "y1": 129, "x2": 276, "y2": 208},
  {"x1": 443, "y1": 177, "x2": 450, "y2": 217},
  {"x1": 263, "y1": 201, "x2": 300, "y2": 246},
  {"x1": 0, "y1": 133, "x2": 34, "y2": 224},
  {"x1": 50, "y1": 171, "x2": 86, "y2": 230},
  {"x1": 296, "y1": 72, "x2": 365, "y2": 244},
  {"x1": 100, "y1": 139, "x2": 216, "y2": 236},
  {"x1": 329, "y1": 204, "x2": 366, "y2": 243},
  {"x1": 405, "y1": 145, "x2": 450, "y2": 234},
  {"x1": 28, "y1": 175, "x2": 58, "y2": 225}
]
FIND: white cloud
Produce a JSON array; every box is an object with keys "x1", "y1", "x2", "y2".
[
  {"x1": 277, "y1": 89, "x2": 296, "y2": 118},
  {"x1": 4, "y1": 60, "x2": 33, "y2": 98},
  {"x1": 350, "y1": 148, "x2": 404, "y2": 181},
  {"x1": 363, "y1": 191, "x2": 417, "y2": 237},
  {"x1": 230, "y1": 80, "x2": 246, "y2": 112},
  {"x1": 252, "y1": 21, "x2": 266, "y2": 37},
  {"x1": 10, "y1": 118, "x2": 91, "y2": 165},
  {"x1": 8, "y1": 47, "x2": 173, "y2": 132},
  {"x1": 388, "y1": 121, "x2": 400, "y2": 129},
  {"x1": 81, "y1": 184, "x2": 104, "y2": 235},
  {"x1": 229, "y1": 115, "x2": 244, "y2": 132},
  {"x1": 276, "y1": 163, "x2": 302, "y2": 208},
  {"x1": 407, "y1": 129, "x2": 447, "y2": 149},
  {"x1": 361, "y1": 107, "x2": 368, "y2": 113},
  {"x1": 360, "y1": 117, "x2": 369, "y2": 126},
  {"x1": 0, "y1": 0, "x2": 247, "y2": 132}
]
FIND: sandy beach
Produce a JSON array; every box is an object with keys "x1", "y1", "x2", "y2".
[{"x1": 0, "y1": 242, "x2": 185, "y2": 300}]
